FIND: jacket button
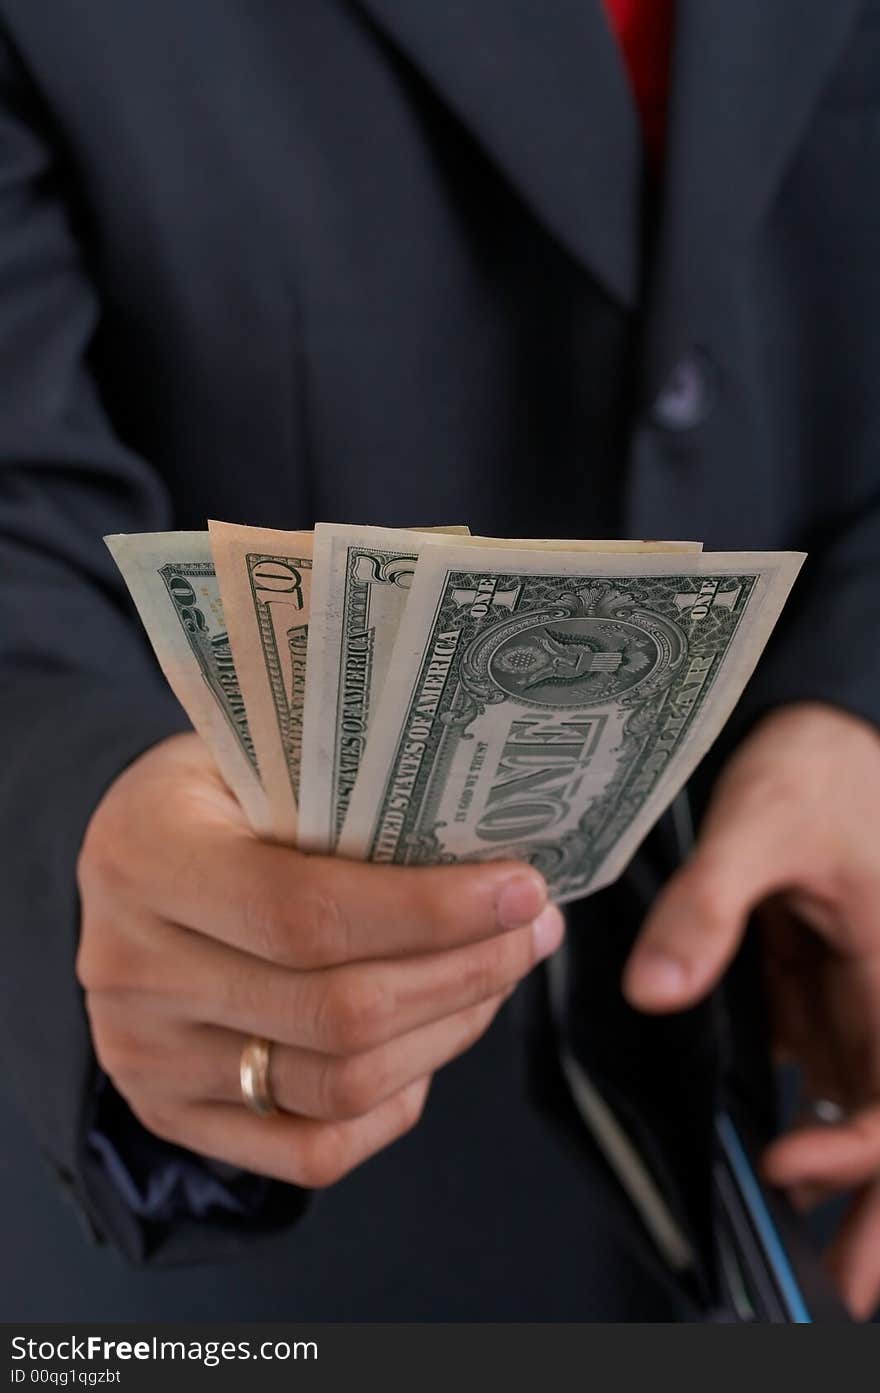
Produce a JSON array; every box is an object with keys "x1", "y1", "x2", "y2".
[{"x1": 652, "y1": 350, "x2": 715, "y2": 431}]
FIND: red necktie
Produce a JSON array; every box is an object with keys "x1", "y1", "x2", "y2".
[{"x1": 603, "y1": 0, "x2": 675, "y2": 170}]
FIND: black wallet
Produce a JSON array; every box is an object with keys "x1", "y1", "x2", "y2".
[{"x1": 712, "y1": 1103, "x2": 850, "y2": 1323}]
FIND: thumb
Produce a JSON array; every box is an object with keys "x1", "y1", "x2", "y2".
[{"x1": 622, "y1": 790, "x2": 794, "y2": 1013}]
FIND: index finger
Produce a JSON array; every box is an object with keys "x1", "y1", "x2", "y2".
[
  {"x1": 149, "y1": 823, "x2": 549, "y2": 968},
  {"x1": 762, "y1": 1106, "x2": 880, "y2": 1191}
]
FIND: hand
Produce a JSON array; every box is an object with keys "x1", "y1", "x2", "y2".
[
  {"x1": 77, "y1": 732, "x2": 563, "y2": 1189},
  {"x1": 622, "y1": 702, "x2": 880, "y2": 1319}
]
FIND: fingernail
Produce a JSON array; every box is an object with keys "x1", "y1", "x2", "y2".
[
  {"x1": 532, "y1": 905, "x2": 565, "y2": 960},
  {"x1": 496, "y1": 873, "x2": 547, "y2": 929},
  {"x1": 624, "y1": 947, "x2": 688, "y2": 1007}
]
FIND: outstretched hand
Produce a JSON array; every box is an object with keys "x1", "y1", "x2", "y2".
[{"x1": 78, "y1": 733, "x2": 563, "y2": 1193}]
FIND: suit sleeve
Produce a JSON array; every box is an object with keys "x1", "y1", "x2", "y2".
[{"x1": 0, "y1": 31, "x2": 306, "y2": 1263}]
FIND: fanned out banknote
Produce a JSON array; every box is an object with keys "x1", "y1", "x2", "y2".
[
  {"x1": 208, "y1": 521, "x2": 314, "y2": 843},
  {"x1": 336, "y1": 544, "x2": 803, "y2": 901},
  {"x1": 299, "y1": 523, "x2": 476, "y2": 854},
  {"x1": 104, "y1": 532, "x2": 270, "y2": 833},
  {"x1": 108, "y1": 523, "x2": 803, "y2": 901}
]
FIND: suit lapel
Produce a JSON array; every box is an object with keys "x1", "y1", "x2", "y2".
[
  {"x1": 641, "y1": 0, "x2": 862, "y2": 405},
  {"x1": 351, "y1": 1, "x2": 861, "y2": 395},
  {"x1": 352, "y1": 0, "x2": 642, "y2": 308}
]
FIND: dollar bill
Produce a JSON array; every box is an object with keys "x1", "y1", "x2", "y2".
[
  {"x1": 298, "y1": 524, "x2": 476, "y2": 853},
  {"x1": 209, "y1": 521, "x2": 314, "y2": 843},
  {"x1": 104, "y1": 531, "x2": 270, "y2": 833},
  {"x1": 337, "y1": 545, "x2": 804, "y2": 902},
  {"x1": 299, "y1": 530, "x2": 703, "y2": 854}
]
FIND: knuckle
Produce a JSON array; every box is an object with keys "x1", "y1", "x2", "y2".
[
  {"x1": 315, "y1": 972, "x2": 392, "y2": 1054},
  {"x1": 87, "y1": 1013, "x2": 160, "y2": 1092},
  {"x1": 80, "y1": 922, "x2": 193, "y2": 1014},
  {"x1": 127, "y1": 1097, "x2": 182, "y2": 1147},
  {"x1": 294, "y1": 882, "x2": 352, "y2": 967},
  {"x1": 241, "y1": 877, "x2": 295, "y2": 966},
  {"x1": 464, "y1": 937, "x2": 524, "y2": 1001},
  {"x1": 293, "y1": 1132, "x2": 352, "y2": 1190},
  {"x1": 319, "y1": 1055, "x2": 384, "y2": 1120},
  {"x1": 88, "y1": 1019, "x2": 125, "y2": 1081},
  {"x1": 459, "y1": 947, "x2": 499, "y2": 1004},
  {"x1": 405, "y1": 872, "x2": 450, "y2": 934},
  {"x1": 213, "y1": 959, "x2": 266, "y2": 1025},
  {"x1": 241, "y1": 871, "x2": 349, "y2": 970},
  {"x1": 76, "y1": 925, "x2": 137, "y2": 995},
  {"x1": 397, "y1": 1082, "x2": 428, "y2": 1133},
  {"x1": 77, "y1": 809, "x2": 134, "y2": 904}
]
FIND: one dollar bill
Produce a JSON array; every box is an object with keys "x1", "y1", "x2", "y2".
[
  {"x1": 338, "y1": 545, "x2": 804, "y2": 902},
  {"x1": 104, "y1": 531, "x2": 270, "y2": 833},
  {"x1": 299, "y1": 523, "x2": 474, "y2": 853},
  {"x1": 209, "y1": 521, "x2": 314, "y2": 843}
]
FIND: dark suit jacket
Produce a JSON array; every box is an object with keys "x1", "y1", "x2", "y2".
[{"x1": 1, "y1": 0, "x2": 878, "y2": 1318}]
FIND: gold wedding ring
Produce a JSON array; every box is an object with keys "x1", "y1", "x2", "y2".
[{"x1": 240, "y1": 1036, "x2": 277, "y2": 1117}]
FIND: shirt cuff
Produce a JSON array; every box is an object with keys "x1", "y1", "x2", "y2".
[{"x1": 88, "y1": 1074, "x2": 270, "y2": 1223}]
